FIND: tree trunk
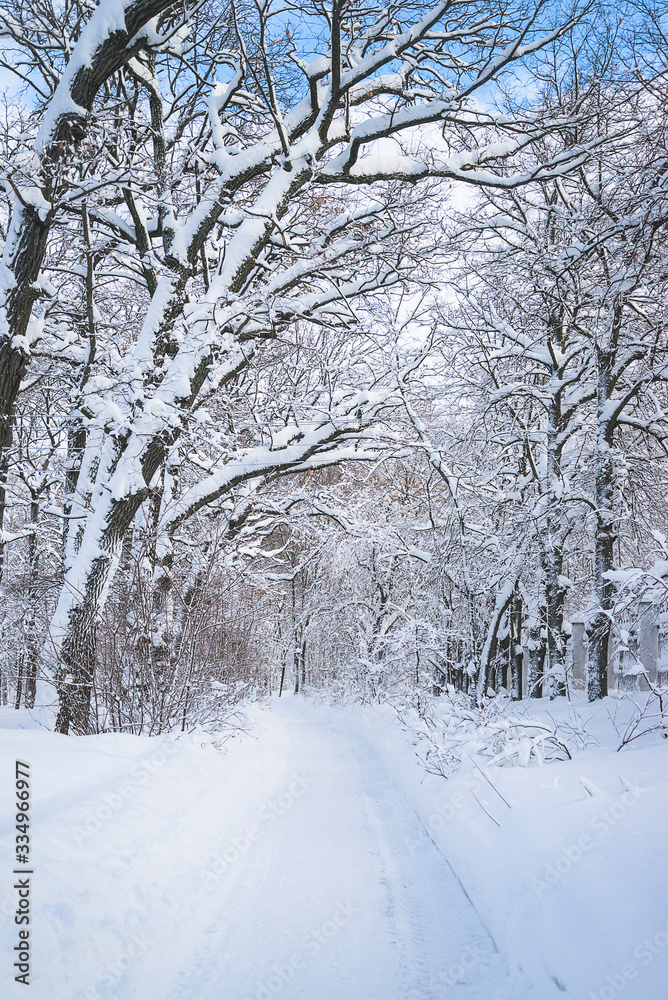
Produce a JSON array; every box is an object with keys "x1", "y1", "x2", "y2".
[
  {"x1": 476, "y1": 574, "x2": 520, "y2": 704},
  {"x1": 526, "y1": 611, "x2": 546, "y2": 698},
  {"x1": 54, "y1": 596, "x2": 98, "y2": 734},
  {"x1": 586, "y1": 341, "x2": 618, "y2": 701},
  {"x1": 542, "y1": 536, "x2": 567, "y2": 698},
  {"x1": 542, "y1": 388, "x2": 568, "y2": 698},
  {"x1": 497, "y1": 623, "x2": 509, "y2": 692},
  {"x1": 293, "y1": 641, "x2": 301, "y2": 695},
  {"x1": 586, "y1": 522, "x2": 615, "y2": 701},
  {"x1": 23, "y1": 497, "x2": 40, "y2": 709},
  {"x1": 510, "y1": 590, "x2": 523, "y2": 701},
  {"x1": 43, "y1": 484, "x2": 149, "y2": 733}
]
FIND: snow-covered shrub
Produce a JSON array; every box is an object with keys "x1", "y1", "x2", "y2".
[
  {"x1": 397, "y1": 691, "x2": 597, "y2": 779},
  {"x1": 608, "y1": 691, "x2": 668, "y2": 751}
]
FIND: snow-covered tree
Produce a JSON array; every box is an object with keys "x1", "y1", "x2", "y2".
[
  {"x1": 421, "y1": 38, "x2": 668, "y2": 700},
  {"x1": 0, "y1": 0, "x2": 598, "y2": 731}
]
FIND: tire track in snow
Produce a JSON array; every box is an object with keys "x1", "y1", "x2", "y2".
[
  {"x1": 359, "y1": 788, "x2": 434, "y2": 1000},
  {"x1": 340, "y1": 722, "x2": 515, "y2": 1000},
  {"x1": 158, "y1": 700, "x2": 531, "y2": 1000},
  {"x1": 132, "y1": 710, "x2": 297, "y2": 1000},
  {"x1": 344, "y1": 723, "x2": 484, "y2": 1000}
]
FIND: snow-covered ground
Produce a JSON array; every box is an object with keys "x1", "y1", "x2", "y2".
[
  {"x1": 0, "y1": 694, "x2": 666, "y2": 1000},
  {"x1": 336, "y1": 693, "x2": 668, "y2": 1000}
]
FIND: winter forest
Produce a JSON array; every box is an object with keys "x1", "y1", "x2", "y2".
[
  {"x1": 0, "y1": 1, "x2": 668, "y2": 997},
  {"x1": 0, "y1": 0, "x2": 666, "y2": 734}
]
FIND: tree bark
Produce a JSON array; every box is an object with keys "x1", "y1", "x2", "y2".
[
  {"x1": 49, "y1": 485, "x2": 149, "y2": 733},
  {"x1": 586, "y1": 338, "x2": 618, "y2": 701},
  {"x1": 510, "y1": 590, "x2": 523, "y2": 701},
  {"x1": 527, "y1": 612, "x2": 546, "y2": 698},
  {"x1": 542, "y1": 537, "x2": 567, "y2": 697}
]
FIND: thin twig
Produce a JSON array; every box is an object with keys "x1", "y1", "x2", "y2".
[
  {"x1": 470, "y1": 789, "x2": 501, "y2": 827},
  {"x1": 468, "y1": 754, "x2": 512, "y2": 808}
]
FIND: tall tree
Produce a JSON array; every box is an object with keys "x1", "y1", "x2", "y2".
[{"x1": 1, "y1": 0, "x2": 596, "y2": 730}]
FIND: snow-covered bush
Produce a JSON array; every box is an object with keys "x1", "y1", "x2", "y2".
[{"x1": 397, "y1": 692, "x2": 597, "y2": 779}]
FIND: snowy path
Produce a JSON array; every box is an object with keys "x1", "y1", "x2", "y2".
[
  {"x1": 139, "y1": 698, "x2": 528, "y2": 1000},
  {"x1": 1, "y1": 699, "x2": 538, "y2": 1000},
  {"x1": 4, "y1": 697, "x2": 667, "y2": 1000}
]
